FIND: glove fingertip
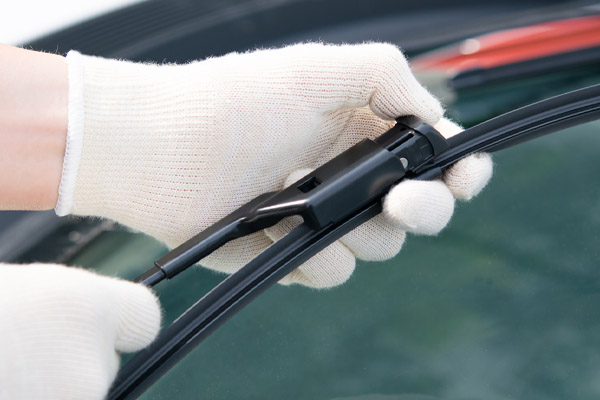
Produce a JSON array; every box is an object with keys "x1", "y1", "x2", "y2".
[
  {"x1": 384, "y1": 180, "x2": 455, "y2": 236},
  {"x1": 433, "y1": 117, "x2": 463, "y2": 139},
  {"x1": 114, "y1": 282, "x2": 162, "y2": 353},
  {"x1": 444, "y1": 152, "x2": 493, "y2": 201},
  {"x1": 278, "y1": 275, "x2": 295, "y2": 286},
  {"x1": 287, "y1": 243, "x2": 355, "y2": 289},
  {"x1": 339, "y1": 215, "x2": 406, "y2": 262}
]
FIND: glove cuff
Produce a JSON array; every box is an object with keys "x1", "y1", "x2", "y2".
[
  {"x1": 55, "y1": 50, "x2": 85, "y2": 216},
  {"x1": 55, "y1": 51, "x2": 216, "y2": 229}
]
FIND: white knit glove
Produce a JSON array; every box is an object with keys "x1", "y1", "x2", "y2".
[
  {"x1": 57, "y1": 43, "x2": 492, "y2": 288},
  {"x1": 0, "y1": 264, "x2": 161, "y2": 400}
]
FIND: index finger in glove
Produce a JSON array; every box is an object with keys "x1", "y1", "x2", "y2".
[
  {"x1": 434, "y1": 118, "x2": 494, "y2": 200},
  {"x1": 254, "y1": 42, "x2": 444, "y2": 124}
]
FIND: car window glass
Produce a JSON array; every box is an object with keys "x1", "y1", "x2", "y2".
[{"x1": 71, "y1": 119, "x2": 600, "y2": 400}]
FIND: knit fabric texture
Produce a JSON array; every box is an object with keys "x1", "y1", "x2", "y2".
[
  {"x1": 58, "y1": 43, "x2": 492, "y2": 288},
  {"x1": 0, "y1": 264, "x2": 161, "y2": 400}
]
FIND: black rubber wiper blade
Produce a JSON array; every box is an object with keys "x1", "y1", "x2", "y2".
[
  {"x1": 430, "y1": 83, "x2": 600, "y2": 170},
  {"x1": 108, "y1": 84, "x2": 600, "y2": 399}
]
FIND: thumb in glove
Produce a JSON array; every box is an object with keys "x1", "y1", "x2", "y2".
[{"x1": 0, "y1": 264, "x2": 161, "y2": 400}]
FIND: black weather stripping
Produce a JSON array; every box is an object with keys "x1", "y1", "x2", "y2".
[{"x1": 108, "y1": 84, "x2": 600, "y2": 399}]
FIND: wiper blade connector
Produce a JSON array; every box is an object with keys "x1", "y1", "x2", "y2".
[{"x1": 139, "y1": 117, "x2": 448, "y2": 287}]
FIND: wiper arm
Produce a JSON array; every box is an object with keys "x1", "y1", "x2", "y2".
[{"x1": 108, "y1": 84, "x2": 600, "y2": 400}]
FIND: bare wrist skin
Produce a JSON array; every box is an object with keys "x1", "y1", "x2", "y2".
[{"x1": 0, "y1": 44, "x2": 67, "y2": 210}]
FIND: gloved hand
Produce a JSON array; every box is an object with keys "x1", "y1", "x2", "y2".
[
  {"x1": 57, "y1": 42, "x2": 492, "y2": 288},
  {"x1": 0, "y1": 263, "x2": 161, "y2": 400}
]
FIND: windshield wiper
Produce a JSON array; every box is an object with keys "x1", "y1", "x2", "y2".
[{"x1": 108, "y1": 84, "x2": 600, "y2": 400}]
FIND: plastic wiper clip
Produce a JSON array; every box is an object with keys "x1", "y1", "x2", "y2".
[{"x1": 137, "y1": 116, "x2": 448, "y2": 287}]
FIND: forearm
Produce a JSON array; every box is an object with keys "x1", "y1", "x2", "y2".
[{"x1": 0, "y1": 44, "x2": 67, "y2": 210}]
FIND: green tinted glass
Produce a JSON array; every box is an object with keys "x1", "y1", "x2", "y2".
[{"x1": 71, "y1": 84, "x2": 600, "y2": 399}]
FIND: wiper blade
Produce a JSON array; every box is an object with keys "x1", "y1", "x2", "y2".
[
  {"x1": 108, "y1": 84, "x2": 600, "y2": 400},
  {"x1": 137, "y1": 116, "x2": 447, "y2": 287}
]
